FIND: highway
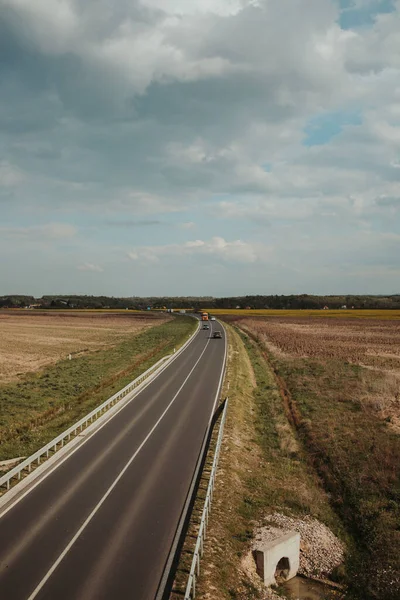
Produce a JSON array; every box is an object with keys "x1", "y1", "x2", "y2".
[{"x1": 0, "y1": 319, "x2": 226, "y2": 600}]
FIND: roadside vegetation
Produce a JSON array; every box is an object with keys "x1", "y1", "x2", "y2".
[
  {"x1": 0, "y1": 316, "x2": 196, "y2": 462},
  {"x1": 191, "y1": 324, "x2": 345, "y2": 600},
  {"x1": 209, "y1": 309, "x2": 400, "y2": 319},
  {"x1": 234, "y1": 317, "x2": 400, "y2": 600}
]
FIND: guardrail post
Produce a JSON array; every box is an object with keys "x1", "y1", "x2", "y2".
[{"x1": 196, "y1": 552, "x2": 200, "y2": 577}]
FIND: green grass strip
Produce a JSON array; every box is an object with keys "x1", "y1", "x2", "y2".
[{"x1": 0, "y1": 317, "x2": 196, "y2": 460}]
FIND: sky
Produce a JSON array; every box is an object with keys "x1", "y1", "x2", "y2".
[{"x1": 0, "y1": 0, "x2": 399, "y2": 297}]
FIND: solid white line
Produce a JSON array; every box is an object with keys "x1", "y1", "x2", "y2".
[
  {"x1": 154, "y1": 318, "x2": 227, "y2": 600},
  {"x1": 0, "y1": 320, "x2": 201, "y2": 521},
  {"x1": 26, "y1": 331, "x2": 211, "y2": 600},
  {"x1": 207, "y1": 319, "x2": 227, "y2": 425}
]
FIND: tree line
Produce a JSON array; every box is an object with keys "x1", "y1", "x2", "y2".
[{"x1": 1, "y1": 294, "x2": 400, "y2": 310}]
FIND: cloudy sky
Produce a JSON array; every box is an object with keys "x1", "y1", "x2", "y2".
[{"x1": 0, "y1": 0, "x2": 399, "y2": 296}]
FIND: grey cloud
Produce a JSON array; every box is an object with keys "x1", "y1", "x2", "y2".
[
  {"x1": 0, "y1": 223, "x2": 77, "y2": 240},
  {"x1": 0, "y1": 0, "x2": 399, "y2": 294},
  {"x1": 0, "y1": 0, "x2": 361, "y2": 214},
  {"x1": 375, "y1": 196, "x2": 400, "y2": 207}
]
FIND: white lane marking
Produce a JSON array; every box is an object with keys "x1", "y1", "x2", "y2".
[
  {"x1": 0, "y1": 321, "x2": 201, "y2": 522},
  {"x1": 78, "y1": 377, "x2": 201, "y2": 600},
  {"x1": 26, "y1": 332, "x2": 211, "y2": 600},
  {"x1": 207, "y1": 319, "x2": 227, "y2": 425},
  {"x1": 154, "y1": 318, "x2": 226, "y2": 600},
  {"x1": 0, "y1": 348, "x2": 198, "y2": 572}
]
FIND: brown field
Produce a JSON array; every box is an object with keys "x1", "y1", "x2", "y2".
[
  {"x1": 237, "y1": 316, "x2": 400, "y2": 364},
  {"x1": 235, "y1": 316, "x2": 400, "y2": 430},
  {"x1": 0, "y1": 311, "x2": 170, "y2": 384},
  {"x1": 228, "y1": 315, "x2": 400, "y2": 598},
  {"x1": 209, "y1": 308, "x2": 400, "y2": 319}
]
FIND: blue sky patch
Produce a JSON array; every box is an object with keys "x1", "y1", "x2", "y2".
[
  {"x1": 338, "y1": 0, "x2": 396, "y2": 29},
  {"x1": 303, "y1": 110, "x2": 362, "y2": 146}
]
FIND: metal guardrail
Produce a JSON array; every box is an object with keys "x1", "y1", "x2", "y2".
[
  {"x1": 0, "y1": 354, "x2": 173, "y2": 493},
  {"x1": 184, "y1": 397, "x2": 229, "y2": 599},
  {"x1": 0, "y1": 318, "x2": 201, "y2": 494}
]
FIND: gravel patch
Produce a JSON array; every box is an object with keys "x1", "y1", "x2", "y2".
[{"x1": 258, "y1": 513, "x2": 345, "y2": 579}]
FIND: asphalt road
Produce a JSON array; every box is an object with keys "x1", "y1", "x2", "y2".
[{"x1": 0, "y1": 319, "x2": 226, "y2": 600}]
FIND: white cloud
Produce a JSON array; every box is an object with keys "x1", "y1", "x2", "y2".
[
  {"x1": 140, "y1": 0, "x2": 246, "y2": 16},
  {"x1": 127, "y1": 236, "x2": 268, "y2": 264},
  {"x1": 110, "y1": 190, "x2": 183, "y2": 214},
  {"x1": 179, "y1": 221, "x2": 195, "y2": 229},
  {"x1": 77, "y1": 262, "x2": 104, "y2": 272},
  {"x1": 0, "y1": 0, "x2": 399, "y2": 293},
  {"x1": 346, "y1": 3, "x2": 400, "y2": 73}
]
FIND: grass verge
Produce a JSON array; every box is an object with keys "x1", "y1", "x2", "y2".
[
  {"x1": 0, "y1": 316, "x2": 196, "y2": 461},
  {"x1": 265, "y1": 353, "x2": 400, "y2": 600},
  {"x1": 190, "y1": 324, "x2": 344, "y2": 600}
]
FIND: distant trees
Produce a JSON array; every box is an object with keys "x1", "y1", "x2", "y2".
[
  {"x1": 0, "y1": 296, "x2": 35, "y2": 308},
  {"x1": 1, "y1": 294, "x2": 400, "y2": 310},
  {"x1": 214, "y1": 294, "x2": 400, "y2": 310}
]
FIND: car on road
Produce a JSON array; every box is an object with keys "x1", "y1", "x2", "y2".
[
  {"x1": 202, "y1": 324, "x2": 209, "y2": 330},
  {"x1": 213, "y1": 331, "x2": 222, "y2": 339},
  {"x1": 210, "y1": 317, "x2": 216, "y2": 321}
]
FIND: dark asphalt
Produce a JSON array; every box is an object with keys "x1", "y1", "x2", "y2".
[{"x1": 0, "y1": 319, "x2": 226, "y2": 600}]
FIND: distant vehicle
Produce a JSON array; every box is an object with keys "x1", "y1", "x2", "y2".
[
  {"x1": 213, "y1": 331, "x2": 222, "y2": 339},
  {"x1": 202, "y1": 324, "x2": 209, "y2": 330},
  {"x1": 201, "y1": 312, "x2": 209, "y2": 321},
  {"x1": 210, "y1": 317, "x2": 216, "y2": 321}
]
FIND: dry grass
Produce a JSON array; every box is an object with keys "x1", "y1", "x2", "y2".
[
  {"x1": 0, "y1": 315, "x2": 194, "y2": 461},
  {"x1": 232, "y1": 317, "x2": 400, "y2": 600},
  {"x1": 187, "y1": 325, "x2": 342, "y2": 600},
  {"x1": 237, "y1": 317, "x2": 400, "y2": 431},
  {"x1": 0, "y1": 312, "x2": 169, "y2": 383},
  {"x1": 208, "y1": 309, "x2": 400, "y2": 319},
  {"x1": 237, "y1": 317, "x2": 400, "y2": 363}
]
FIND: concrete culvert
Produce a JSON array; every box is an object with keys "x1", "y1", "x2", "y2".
[
  {"x1": 253, "y1": 530, "x2": 300, "y2": 586},
  {"x1": 275, "y1": 556, "x2": 290, "y2": 582}
]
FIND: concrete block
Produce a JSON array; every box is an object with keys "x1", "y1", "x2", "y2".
[{"x1": 253, "y1": 530, "x2": 300, "y2": 586}]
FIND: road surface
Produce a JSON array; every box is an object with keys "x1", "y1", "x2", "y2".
[{"x1": 0, "y1": 319, "x2": 226, "y2": 600}]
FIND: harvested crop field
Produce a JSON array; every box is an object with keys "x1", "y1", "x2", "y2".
[
  {"x1": 209, "y1": 309, "x2": 400, "y2": 319},
  {"x1": 234, "y1": 316, "x2": 400, "y2": 430},
  {"x1": 228, "y1": 315, "x2": 400, "y2": 599},
  {"x1": 237, "y1": 316, "x2": 400, "y2": 365},
  {"x1": 0, "y1": 315, "x2": 194, "y2": 462},
  {"x1": 0, "y1": 311, "x2": 169, "y2": 384}
]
